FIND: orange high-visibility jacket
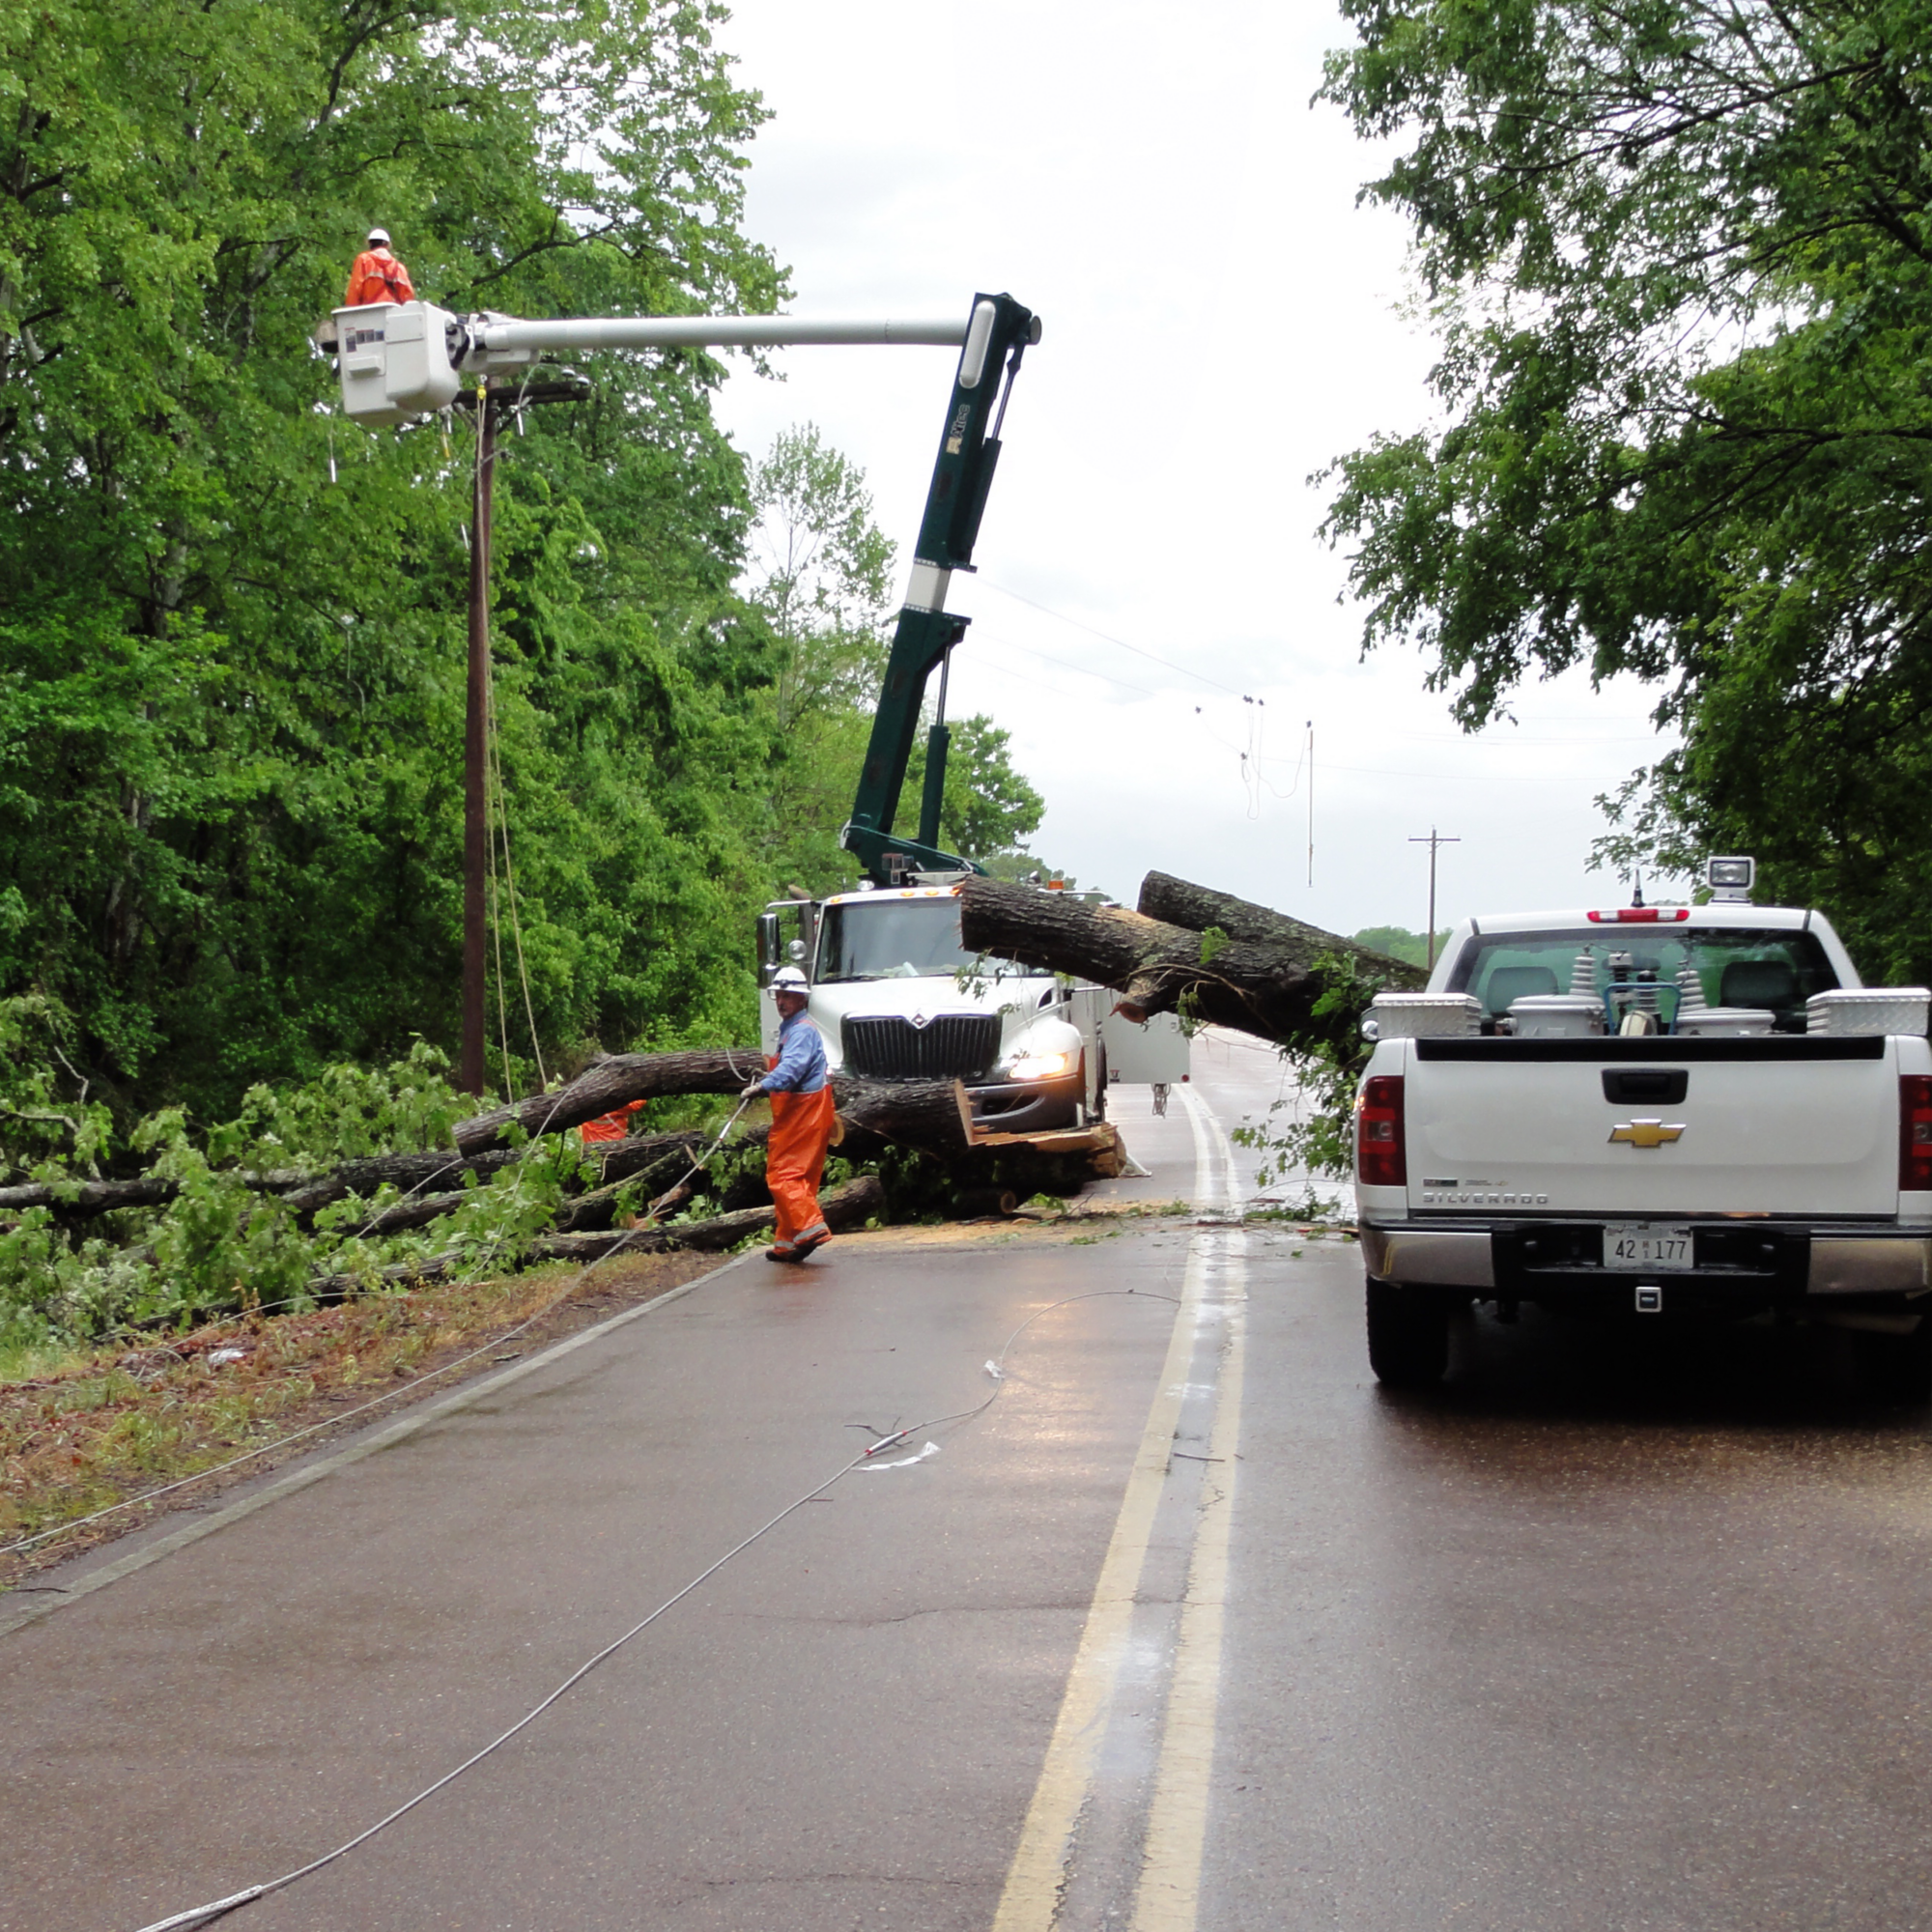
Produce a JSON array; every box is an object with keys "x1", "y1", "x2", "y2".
[{"x1": 344, "y1": 248, "x2": 415, "y2": 307}]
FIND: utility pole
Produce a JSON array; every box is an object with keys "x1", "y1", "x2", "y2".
[
  {"x1": 455, "y1": 374, "x2": 592, "y2": 1097},
  {"x1": 1408, "y1": 827, "x2": 1461, "y2": 970},
  {"x1": 462, "y1": 378, "x2": 496, "y2": 1097}
]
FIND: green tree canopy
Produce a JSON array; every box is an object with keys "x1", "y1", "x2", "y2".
[
  {"x1": 0, "y1": 0, "x2": 786, "y2": 1111},
  {"x1": 1321, "y1": 0, "x2": 1932, "y2": 977}
]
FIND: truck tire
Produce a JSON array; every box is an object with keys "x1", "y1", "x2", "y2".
[
  {"x1": 1855, "y1": 1320, "x2": 1932, "y2": 1406},
  {"x1": 1093, "y1": 1042, "x2": 1108, "y2": 1122},
  {"x1": 1365, "y1": 1276, "x2": 1450, "y2": 1388}
]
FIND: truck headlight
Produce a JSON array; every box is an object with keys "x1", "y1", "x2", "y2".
[{"x1": 1008, "y1": 1049, "x2": 1072, "y2": 1081}]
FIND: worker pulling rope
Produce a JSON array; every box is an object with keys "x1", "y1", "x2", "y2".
[{"x1": 128, "y1": 1285, "x2": 1178, "y2": 1931}]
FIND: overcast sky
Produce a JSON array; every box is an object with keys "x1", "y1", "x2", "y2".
[{"x1": 706, "y1": 0, "x2": 1682, "y2": 934}]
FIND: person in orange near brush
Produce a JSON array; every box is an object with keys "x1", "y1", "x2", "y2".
[
  {"x1": 741, "y1": 967, "x2": 835, "y2": 1264},
  {"x1": 579, "y1": 1098, "x2": 644, "y2": 1145}
]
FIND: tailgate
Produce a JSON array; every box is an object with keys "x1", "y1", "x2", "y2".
[{"x1": 1406, "y1": 1036, "x2": 1896, "y2": 1217}]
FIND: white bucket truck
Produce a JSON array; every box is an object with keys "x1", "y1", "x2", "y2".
[{"x1": 757, "y1": 881, "x2": 1189, "y2": 1140}]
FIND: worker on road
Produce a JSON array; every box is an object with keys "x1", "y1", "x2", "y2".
[
  {"x1": 344, "y1": 227, "x2": 415, "y2": 307},
  {"x1": 743, "y1": 967, "x2": 835, "y2": 1264}
]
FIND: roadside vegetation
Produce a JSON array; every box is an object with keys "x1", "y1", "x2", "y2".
[
  {"x1": 1321, "y1": 0, "x2": 1932, "y2": 981},
  {"x1": 0, "y1": 1247, "x2": 721, "y2": 1577},
  {"x1": 0, "y1": 0, "x2": 1047, "y2": 1135}
]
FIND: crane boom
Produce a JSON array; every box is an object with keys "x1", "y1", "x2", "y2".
[
  {"x1": 470, "y1": 315, "x2": 969, "y2": 354},
  {"x1": 327, "y1": 288, "x2": 1040, "y2": 888},
  {"x1": 841, "y1": 291, "x2": 1039, "y2": 885}
]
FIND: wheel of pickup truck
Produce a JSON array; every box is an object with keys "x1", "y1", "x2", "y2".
[
  {"x1": 1855, "y1": 1320, "x2": 1932, "y2": 1406},
  {"x1": 1364, "y1": 1276, "x2": 1450, "y2": 1388}
]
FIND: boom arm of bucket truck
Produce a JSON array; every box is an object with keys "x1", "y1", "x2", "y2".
[{"x1": 324, "y1": 290, "x2": 1040, "y2": 887}]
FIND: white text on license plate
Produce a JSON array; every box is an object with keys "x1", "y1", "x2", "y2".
[{"x1": 1604, "y1": 1225, "x2": 1694, "y2": 1270}]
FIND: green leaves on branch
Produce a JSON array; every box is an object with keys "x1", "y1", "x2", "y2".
[{"x1": 1321, "y1": 0, "x2": 1932, "y2": 977}]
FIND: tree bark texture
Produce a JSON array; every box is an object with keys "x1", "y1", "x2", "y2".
[
  {"x1": 1136, "y1": 871, "x2": 1424, "y2": 989},
  {"x1": 958, "y1": 876, "x2": 1324, "y2": 1040},
  {"x1": 831, "y1": 1076, "x2": 968, "y2": 1157},
  {"x1": 454, "y1": 1047, "x2": 770, "y2": 1155}
]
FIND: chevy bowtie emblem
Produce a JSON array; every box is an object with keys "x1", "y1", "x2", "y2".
[{"x1": 1609, "y1": 1119, "x2": 1686, "y2": 1149}]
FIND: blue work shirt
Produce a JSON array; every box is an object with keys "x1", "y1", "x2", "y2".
[{"x1": 763, "y1": 1009, "x2": 829, "y2": 1094}]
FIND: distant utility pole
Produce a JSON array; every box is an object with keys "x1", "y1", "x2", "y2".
[{"x1": 1408, "y1": 827, "x2": 1461, "y2": 970}]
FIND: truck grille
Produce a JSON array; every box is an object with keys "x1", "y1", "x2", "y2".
[{"x1": 841, "y1": 1013, "x2": 1001, "y2": 1081}]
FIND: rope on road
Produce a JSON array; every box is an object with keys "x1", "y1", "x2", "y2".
[{"x1": 129, "y1": 1285, "x2": 1179, "y2": 1931}]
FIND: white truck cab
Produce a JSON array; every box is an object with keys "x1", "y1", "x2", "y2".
[
  {"x1": 1352, "y1": 868, "x2": 1932, "y2": 1397},
  {"x1": 757, "y1": 881, "x2": 1188, "y2": 1137}
]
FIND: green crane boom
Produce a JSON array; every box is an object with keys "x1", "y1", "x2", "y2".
[{"x1": 841, "y1": 291, "x2": 1039, "y2": 886}]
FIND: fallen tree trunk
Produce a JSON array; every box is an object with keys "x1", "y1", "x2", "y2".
[
  {"x1": 455, "y1": 1048, "x2": 767, "y2": 1156},
  {"x1": 832, "y1": 1076, "x2": 968, "y2": 1157},
  {"x1": 305, "y1": 1176, "x2": 887, "y2": 1297},
  {"x1": 532, "y1": 1174, "x2": 886, "y2": 1264},
  {"x1": 12, "y1": 1058, "x2": 963, "y2": 1224},
  {"x1": 958, "y1": 876, "x2": 1324, "y2": 1039},
  {"x1": 1136, "y1": 872, "x2": 1424, "y2": 989}
]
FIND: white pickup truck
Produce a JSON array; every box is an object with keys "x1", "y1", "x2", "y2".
[{"x1": 1352, "y1": 860, "x2": 1932, "y2": 1398}]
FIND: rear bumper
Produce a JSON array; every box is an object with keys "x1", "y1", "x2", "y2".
[{"x1": 1359, "y1": 1219, "x2": 1932, "y2": 1305}]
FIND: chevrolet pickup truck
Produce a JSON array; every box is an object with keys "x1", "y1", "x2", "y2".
[{"x1": 1352, "y1": 860, "x2": 1932, "y2": 1399}]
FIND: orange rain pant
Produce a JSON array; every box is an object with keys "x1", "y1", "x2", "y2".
[{"x1": 766, "y1": 1070, "x2": 837, "y2": 1247}]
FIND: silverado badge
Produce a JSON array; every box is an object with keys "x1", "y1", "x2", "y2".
[{"x1": 1608, "y1": 1119, "x2": 1686, "y2": 1149}]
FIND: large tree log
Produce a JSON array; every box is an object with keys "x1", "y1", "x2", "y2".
[
  {"x1": 455, "y1": 1048, "x2": 768, "y2": 1156},
  {"x1": 832, "y1": 1076, "x2": 968, "y2": 1157},
  {"x1": 958, "y1": 876, "x2": 1325, "y2": 1040},
  {"x1": 533, "y1": 1175, "x2": 886, "y2": 1264},
  {"x1": 1136, "y1": 872, "x2": 1424, "y2": 989}
]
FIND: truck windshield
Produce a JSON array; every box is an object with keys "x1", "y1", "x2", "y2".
[
  {"x1": 816, "y1": 898, "x2": 993, "y2": 982},
  {"x1": 1444, "y1": 926, "x2": 1839, "y2": 1029}
]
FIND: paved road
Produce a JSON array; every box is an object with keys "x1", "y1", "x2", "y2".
[{"x1": 6, "y1": 1038, "x2": 1932, "y2": 1931}]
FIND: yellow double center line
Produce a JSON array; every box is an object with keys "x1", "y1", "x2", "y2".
[{"x1": 992, "y1": 1092, "x2": 1247, "y2": 1932}]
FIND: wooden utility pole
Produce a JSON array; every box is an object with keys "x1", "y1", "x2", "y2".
[
  {"x1": 1408, "y1": 827, "x2": 1461, "y2": 970},
  {"x1": 461, "y1": 380, "x2": 496, "y2": 1096}
]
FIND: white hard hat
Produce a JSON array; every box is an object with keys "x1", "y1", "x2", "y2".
[
  {"x1": 366, "y1": 226, "x2": 390, "y2": 246},
  {"x1": 770, "y1": 966, "x2": 809, "y2": 993}
]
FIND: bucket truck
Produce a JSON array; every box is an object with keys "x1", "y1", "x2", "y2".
[{"x1": 326, "y1": 291, "x2": 1189, "y2": 1139}]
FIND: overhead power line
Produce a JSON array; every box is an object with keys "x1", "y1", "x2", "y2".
[{"x1": 981, "y1": 581, "x2": 1249, "y2": 696}]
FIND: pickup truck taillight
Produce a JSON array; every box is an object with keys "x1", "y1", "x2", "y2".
[
  {"x1": 1902, "y1": 1076, "x2": 1932, "y2": 1191},
  {"x1": 1357, "y1": 1075, "x2": 1406, "y2": 1187}
]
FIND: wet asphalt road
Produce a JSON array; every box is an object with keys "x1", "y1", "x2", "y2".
[{"x1": 6, "y1": 1036, "x2": 1932, "y2": 1931}]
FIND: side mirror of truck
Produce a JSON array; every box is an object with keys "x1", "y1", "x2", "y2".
[
  {"x1": 786, "y1": 938, "x2": 808, "y2": 964},
  {"x1": 756, "y1": 913, "x2": 780, "y2": 978}
]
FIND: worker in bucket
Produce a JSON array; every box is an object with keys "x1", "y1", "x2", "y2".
[
  {"x1": 742, "y1": 966, "x2": 835, "y2": 1264},
  {"x1": 344, "y1": 227, "x2": 415, "y2": 307}
]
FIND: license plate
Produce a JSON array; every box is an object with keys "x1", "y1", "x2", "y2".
[{"x1": 1604, "y1": 1224, "x2": 1694, "y2": 1271}]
